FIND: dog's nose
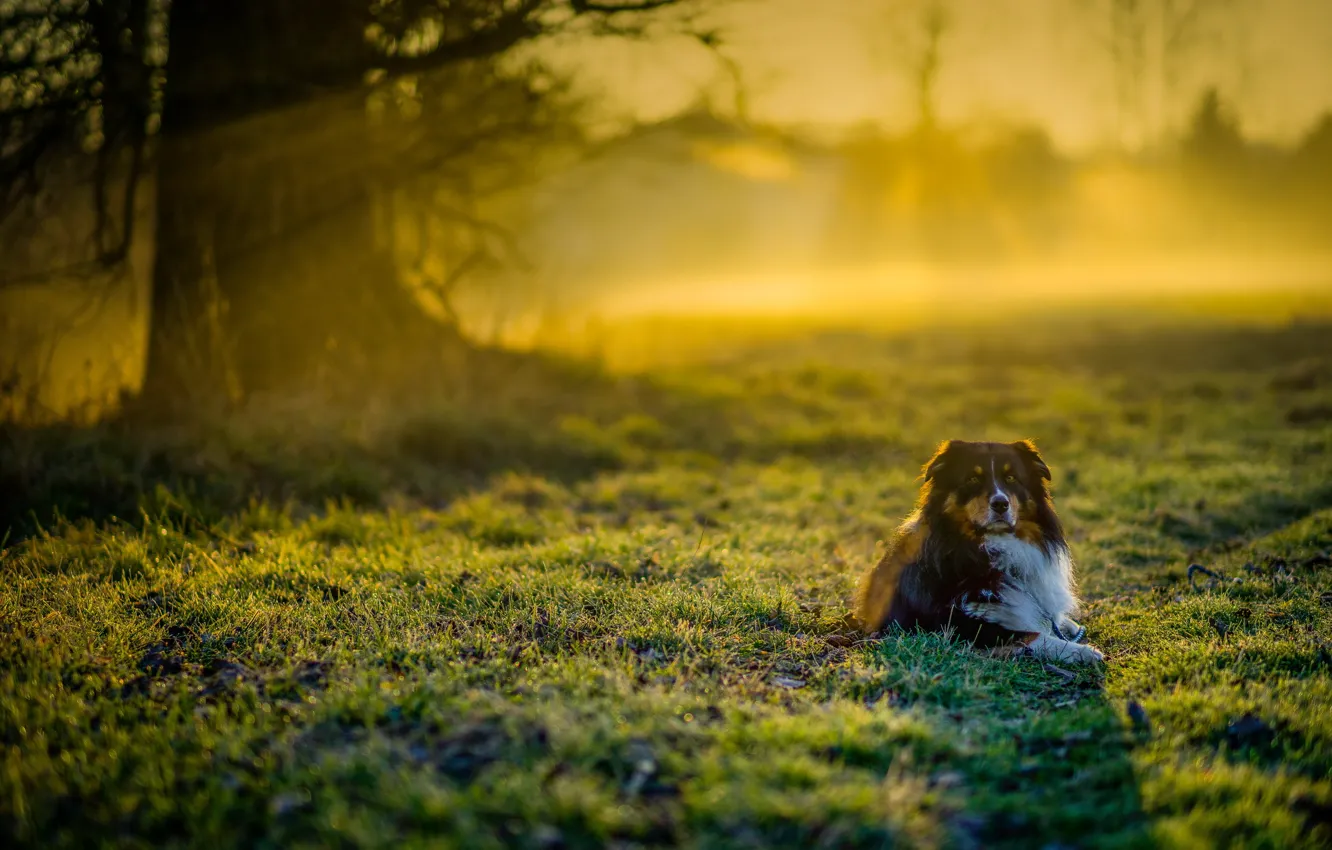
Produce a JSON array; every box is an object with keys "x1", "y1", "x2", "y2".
[{"x1": 990, "y1": 495, "x2": 1010, "y2": 514}]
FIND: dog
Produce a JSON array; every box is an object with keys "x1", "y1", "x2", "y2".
[{"x1": 854, "y1": 439, "x2": 1103, "y2": 664}]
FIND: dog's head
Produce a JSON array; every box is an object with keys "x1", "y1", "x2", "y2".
[{"x1": 919, "y1": 439, "x2": 1055, "y2": 540}]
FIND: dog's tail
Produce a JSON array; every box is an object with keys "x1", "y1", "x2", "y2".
[{"x1": 852, "y1": 521, "x2": 923, "y2": 634}]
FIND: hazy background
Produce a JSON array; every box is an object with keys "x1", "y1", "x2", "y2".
[
  {"x1": 3, "y1": 0, "x2": 1331, "y2": 420},
  {"x1": 553, "y1": 0, "x2": 1332, "y2": 149}
]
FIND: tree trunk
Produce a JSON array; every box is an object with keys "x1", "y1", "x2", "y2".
[
  {"x1": 136, "y1": 0, "x2": 448, "y2": 416},
  {"x1": 137, "y1": 128, "x2": 240, "y2": 414},
  {"x1": 209, "y1": 98, "x2": 448, "y2": 402}
]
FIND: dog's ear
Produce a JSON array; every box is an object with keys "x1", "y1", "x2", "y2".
[
  {"x1": 1012, "y1": 439, "x2": 1051, "y2": 481},
  {"x1": 922, "y1": 440, "x2": 959, "y2": 481}
]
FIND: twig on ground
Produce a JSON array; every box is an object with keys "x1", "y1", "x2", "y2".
[{"x1": 1187, "y1": 564, "x2": 1225, "y2": 589}]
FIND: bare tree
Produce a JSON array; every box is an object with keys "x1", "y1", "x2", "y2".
[
  {"x1": 1, "y1": 0, "x2": 163, "y2": 276},
  {"x1": 1, "y1": 1, "x2": 168, "y2": 420},
  {"x1": 1089, "y1": 0, "x2": 1238, "y2": 150},
  {"x1": 866, "y1": 0, "x2": 952, "y2": 132}
]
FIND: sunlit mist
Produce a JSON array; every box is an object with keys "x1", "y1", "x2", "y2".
[{"x1": 2, "y1": 0, "x2": 1331, "y2": 419}]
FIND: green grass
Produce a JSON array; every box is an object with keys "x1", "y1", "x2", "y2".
[{"x1": 3, "y1": 313, "x2": 1332, "y2": 848}]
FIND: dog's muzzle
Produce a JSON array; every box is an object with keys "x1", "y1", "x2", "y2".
[{"x1": 984, "y1": 495, "x2": 1015, "y2": 533}]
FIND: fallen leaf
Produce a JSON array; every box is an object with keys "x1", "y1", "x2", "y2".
[
  {"x1": 623, "y1": 739, "x2": 657, "y2": 796},
  {"x1": 930, "y1": 770, "x2": 966, "y2": 790},
  {"x1": 1127, "y1": 699, "x2": 1151, "y2": 733},
  {"x1": 1187, "y1": 564, "x2": 1224, "y2": 589},
  {"x1": 1042, "y1": 663, "x2": 1076, "y2": 682},
  {"x1": 532, "y1": 824, "x2": 565, "y2": 850},
  {"x1": 1226, "y1": 713, "x2": 1274, "y2": 748},
  {"x1": 268, "y1": 790, "x2": 309, "y2": 816}
]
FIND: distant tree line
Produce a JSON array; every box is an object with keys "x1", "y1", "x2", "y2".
[{"x1": 821, "y1": 82, "x2": 1332, "y2": 265}]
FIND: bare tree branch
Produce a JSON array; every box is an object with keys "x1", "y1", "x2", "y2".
[{"x1": 570, "y1": 0, "x2": 682, "y2": 12}]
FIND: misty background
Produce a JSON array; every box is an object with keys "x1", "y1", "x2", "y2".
[{"x1": 3, "y1": 0, "x2": 1332, "y2": 422}]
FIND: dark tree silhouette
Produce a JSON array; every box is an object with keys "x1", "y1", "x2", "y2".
[
  {"x1": 1, "y1": 0, "x2": 159, "y2": 271},
  {"x1": 140, "y1": 0, "x2": 703, "y2": 414},
  {"x1": 2, "y1": 1, "x2": 705, "y2": 416},
  {"x1": 1183, "y1": 87, "x2": 1244, "y2": 166}
]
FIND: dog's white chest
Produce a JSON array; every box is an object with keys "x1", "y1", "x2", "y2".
[
  {"x1": 981, "y1": 534, "x2": 1077, "y2": 621},
  {"x1": 983, "y1": 535, "x2": 1051, "y2": 578}
]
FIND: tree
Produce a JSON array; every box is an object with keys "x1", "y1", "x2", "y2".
[
  {"x1": 1088, "y1": 0, "x2": 1239, "y2": 150},
  {"x1": 141, "y1": 0, "x2": 713, "y2": 414},
  {"x1": 1, "y1": 0, "x2": 161, "y2": 274},
  {"x1": 3, "y1": 1, "x2": 708, "y2": 417},
  {"x1": 865, "y1": 0, "x2": 952, "y2": 133},
  {"x1": 0, "y1": 1, "x2": 165, "y2": 419},
  {"x1": 1182, "y1": 86, "x2": 1244, "y2": 165}
]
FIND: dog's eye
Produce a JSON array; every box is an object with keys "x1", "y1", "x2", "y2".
[{"x1": 1004, "y1": 474, "x2": 1016, "y2": 483}]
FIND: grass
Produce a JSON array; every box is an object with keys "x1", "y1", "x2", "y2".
[{"x1": 3, "y1": 309, "x2": 1332, "y2": 848}]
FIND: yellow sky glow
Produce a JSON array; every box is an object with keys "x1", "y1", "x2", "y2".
[{"x1": 546, "y1": 0, "x2": 1332, "y2": 151}]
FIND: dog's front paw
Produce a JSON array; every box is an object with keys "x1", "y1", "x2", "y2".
[
  {"x1": 1030, "y1": 634, "x2": 1105, "y2": 664},
  {"x1": 1064, "y1": 642, "x2": 1104, "y2": 664},
  {"x1": 959, "y1": 589, "x2": 1001, "y2": 620}
]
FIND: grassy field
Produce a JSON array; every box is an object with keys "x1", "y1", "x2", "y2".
[{"x1": 3, "y1": 307, "x2": 1332, "y2": 848}]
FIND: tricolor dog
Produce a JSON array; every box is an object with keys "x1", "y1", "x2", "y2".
[{"x1": 854, "y1": 440, "x2": 1103, "y2": 663}]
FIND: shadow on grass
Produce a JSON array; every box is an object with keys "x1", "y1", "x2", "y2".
[
  {"x1": 1159, "y1": 478, "x2": 1332, "y2": 554},
  {"x1": 853, "y1": 629, "x2": 1144, "y2": 847},
  {"x1": 0, "y1": 339, "x2": 916, "y2": 541},
  {"x1": 5, "y1": 317, "x2": 1329, "y2": 547},
  {"x1": 0, "y1": 349, "x2": 650, "y2": 540}
]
